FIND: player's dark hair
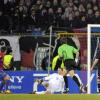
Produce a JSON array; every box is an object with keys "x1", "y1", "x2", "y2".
[
  {"x1": 60, "y1": 37, "x2": 67, "y2": 44},
  {"x1": 1, "y1": 46, "x2": 7, "y2": 52},
  {"x1": 6, "y1": 46, "x2": 12, "y2": 54}
]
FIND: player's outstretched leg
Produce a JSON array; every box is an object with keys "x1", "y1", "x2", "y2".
[{"x1": 69, "y1": 70, "x2": 86, "y2": 93}]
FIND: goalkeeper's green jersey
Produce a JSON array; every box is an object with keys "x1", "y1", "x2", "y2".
[{"x1": 58, "y1": 44, "x2": 78, "y2": 60}]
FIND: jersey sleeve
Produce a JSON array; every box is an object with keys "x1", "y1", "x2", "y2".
[
  {"x1": 73, "y1": 47, "x2": 78, "y2": 54},
  {"x1": 43, "y1": 74, "x2": 53, "y2": 81},
  {"x1": 43, "y1": 74, "x2": 57, "y2": 81}
]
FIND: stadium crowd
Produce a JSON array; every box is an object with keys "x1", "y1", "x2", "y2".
[{"x1": 0, "y1": 0, "x2": 100, "y2": 34}]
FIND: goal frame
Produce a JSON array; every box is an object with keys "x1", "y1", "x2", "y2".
[{"x1": 87, "y1": 24, "x2": 100, "y2": 94}]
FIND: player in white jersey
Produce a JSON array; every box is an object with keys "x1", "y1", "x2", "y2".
[{"x1": 33, "y1": 68, "x2": 65, "y2": 94}]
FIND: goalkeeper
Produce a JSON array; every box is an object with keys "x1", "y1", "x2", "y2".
[{"x1": 58, "y1": 37, "x2": 85, "y2": 93}]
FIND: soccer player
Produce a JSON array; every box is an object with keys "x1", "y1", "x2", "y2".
[
  {"x1": 33, "y1": 68, "x2": 65, "y2": 94},
  {"x1": 58, "y1": 37, "x2": 85, "y2": 93},
  {"x1": 0, "y1": 46, "x2": 11, "y2": 93},
  {"x1": 0, "y1": 70, "x2": 10, "y2": 93}
]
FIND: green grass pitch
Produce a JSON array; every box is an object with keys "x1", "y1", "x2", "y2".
[{"x1": 0, "y1": 94, "x2": 100, "y2": 100}]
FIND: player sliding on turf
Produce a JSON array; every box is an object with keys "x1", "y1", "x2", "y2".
[{"x1": 33, "y1": 68, "x2": 66, "y2": 94}]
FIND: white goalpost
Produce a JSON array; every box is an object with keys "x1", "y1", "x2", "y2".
[
  {"x1": 87, "y1": 24, "x2": 91, "y2": 94},
  {"x1": 48, "y1": 26, "x2": 53, "y2": 74},
  {"x1": 87, "y1": 24, "x2": 100, "y2": 94}
]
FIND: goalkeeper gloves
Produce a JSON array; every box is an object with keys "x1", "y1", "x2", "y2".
[{"x1": 75, "y1": 58, "x2": 79, "y2": 65}]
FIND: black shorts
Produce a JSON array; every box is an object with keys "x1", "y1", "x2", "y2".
[{"x1": 64, "y1": 59, "x2": 76, "y2": 71}]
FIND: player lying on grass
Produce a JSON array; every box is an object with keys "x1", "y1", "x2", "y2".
[{"x1": 33, "y1": 68, "x2": 66, "y2": 94}]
